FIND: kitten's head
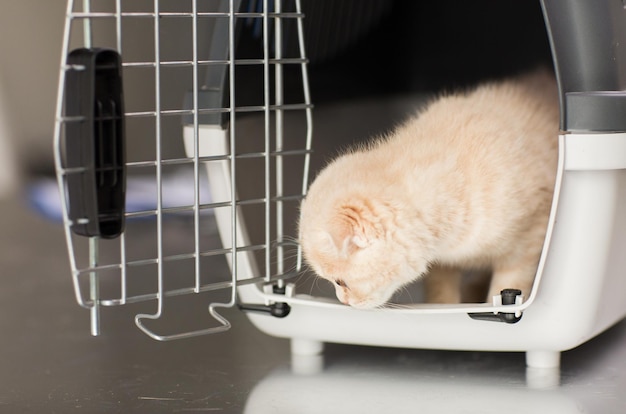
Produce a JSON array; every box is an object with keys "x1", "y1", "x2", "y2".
[{"x1": 299, "y1": 192, "x2": 428, "y2": 309}]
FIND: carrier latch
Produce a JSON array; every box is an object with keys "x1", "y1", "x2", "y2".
[{"x1": 468, "y1": 289, "x2": 523, "y2": 324}]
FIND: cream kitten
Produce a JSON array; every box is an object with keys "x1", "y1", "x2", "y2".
[{"x1": 299, "y1": 70, "x2": 559, "y2": 309}]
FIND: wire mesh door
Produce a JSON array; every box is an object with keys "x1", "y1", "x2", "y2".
[{"x1": 53, "y1": 0, "x2": 312, "y2": 340}]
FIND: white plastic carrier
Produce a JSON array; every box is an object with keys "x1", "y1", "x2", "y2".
[{"x1": 54, "y1": 0, "x2": 626, "y2": 370}]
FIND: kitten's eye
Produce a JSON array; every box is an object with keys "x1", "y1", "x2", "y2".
[{"x1": 335, "y1": 279, "x2": 348, "y2": 288}]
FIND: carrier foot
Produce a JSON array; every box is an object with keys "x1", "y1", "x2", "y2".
[
  {"x1": 290, "y1": 338, "x2": 324, "y2": 375},
  {"x1": 526, "y1": 366, "x2": 560, "y2": 389},
  {"x1": 291, "y1": 338, "x2": 324, "y2": 356},
  {"x1": 525, "y1": 350, "x2": 560, "y2": 369}
]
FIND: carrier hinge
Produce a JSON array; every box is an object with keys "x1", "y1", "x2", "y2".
[
  {"x1": 238, "y1": 284, "x2": 291, "y2": 318},
  {"x1": 468, "y1": 289, "x2": 523, "y2": 324}
]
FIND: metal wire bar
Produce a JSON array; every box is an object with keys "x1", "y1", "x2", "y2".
[
  {"x1": 295, "y1": 0, "x2": 313, "y2": 272},
  {"x1": 82, "y1": 0, "x2": 92, "y2": 47},
  {"x1": 58, "y1": 57, "x2": 311, "y2": 72},
  {"x1": 121, "y1": 102, "x2": 314, "y2": 119},
  {"x1": 154, "y1": 0, "x2": 164, "y2": 322},
  {"x1": 121, "y1": 57, "x2": 308, "y2": 68},
  {"x1": 219, "y1": 0, "x2": 239, "y2": 322},
  {"x1": 191, "y1": 0, "x2": 201, "y2": 294},
  {"x1": 67, "y1": 11, "x2": 304, "y2": 19},
  {"x1": 89, "y1": 236, "x2": 100, "y2": 335},
  {"x1": 80, "y1": 0, "x2": 101, "y2": 337},
  {"x1": 115, "y1": 0, "x2": 122, "y2": 52},
  {"x1": 134, "y1": 0, "x2": 165, "y2": 337},
  {"x1": 274, "y1": 0, "x2": 285, "y2": 285},
  {"x1": 114, "y1": 0, "x2": 128, "y2": 307},
  {"x1": 263, "y1": 0, "x2": 271, "y2": 282}
]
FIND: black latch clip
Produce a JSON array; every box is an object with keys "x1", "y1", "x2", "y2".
[
  {"x1": 468, "y1": 289, "x2": 524, "y2": 324},
  {"x1": 238, "y1": 284, "x2": 292, "y2": 318}
]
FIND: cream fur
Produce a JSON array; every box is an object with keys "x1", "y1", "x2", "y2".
[{"x1": 299, "y1": 70, "x2": 559, "y2": 308}]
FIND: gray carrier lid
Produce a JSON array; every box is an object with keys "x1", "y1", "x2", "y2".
[{"x1": 541, "y1": 0, "x2": 626, "y2": 132}]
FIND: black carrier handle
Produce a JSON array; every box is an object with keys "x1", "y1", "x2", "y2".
[{"x1": 64, "y1": 48, "x2": 126, "y2": 239}]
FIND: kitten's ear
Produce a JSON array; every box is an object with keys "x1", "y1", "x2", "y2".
[{"x1": 328, "y1": 206, "x2": 376, "y2": 255}]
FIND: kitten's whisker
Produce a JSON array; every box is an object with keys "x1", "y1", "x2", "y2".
[{"x1": 400, "y1": 285, "x2": 417, "y2": 305}]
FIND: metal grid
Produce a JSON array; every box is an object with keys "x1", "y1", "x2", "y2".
[{"x1": 53, "y1": 0, "x2": 312, "y2": 340}]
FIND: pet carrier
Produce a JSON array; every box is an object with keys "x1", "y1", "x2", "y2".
[{"x1": 54, "y1": 0, "x2": 626, "y2": 370}]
